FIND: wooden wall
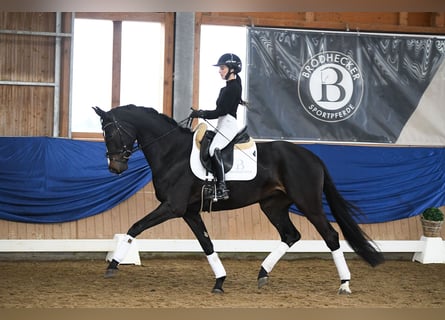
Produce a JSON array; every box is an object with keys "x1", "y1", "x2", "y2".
[
  {"x1": 0, "y1": 13, "x2": 56, "y2": 136},
  {"x1": 0, "y1": 12, "x2": 444, "y2": 242},
  {"x1": 1, "y1": 182, "x2": 443, "y2": 241}
]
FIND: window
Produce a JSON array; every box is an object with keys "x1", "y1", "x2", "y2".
[
  {"x1": 199, "y1": 25, "x2": 247, "y2": 127},
  {"x1": 71, "y1": 15, "x2": 165, "y2": 135},
  {"x1": 72, "y1": 19, "x2": 113, "y2": 133},
  {"x1": 120, "y1": 21, "x2": 163, "y2": 109}
]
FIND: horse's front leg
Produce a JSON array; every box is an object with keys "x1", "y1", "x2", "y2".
[
  {"x1": 183, "y1": 210, "x2": 226, "y2": 294},
  {"x1": 104, "y1": 201, "x2": 179, "y2": 278}
]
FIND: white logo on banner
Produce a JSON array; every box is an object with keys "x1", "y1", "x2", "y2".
[{"x1": 298, "y1": 51, "x2": 364, "y2": 123}]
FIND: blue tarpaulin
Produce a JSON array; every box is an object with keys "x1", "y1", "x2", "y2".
[
  {"x1": 0, "y1": 137, "x2": 444, "y2": 224},
  {"x1": 292, "y1": 144, "x2": 445, "y2": 223},
  {"x1": 0, "y1": 137, "x2": 151, "y2": 223}
]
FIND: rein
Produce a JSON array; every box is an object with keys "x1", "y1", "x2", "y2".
[
  {"x1": 103, "y1": 115, "x2": 192, "y2": 161},
  {"x1": 136, "y1": 117, "x2": 192, "y2": 152}
]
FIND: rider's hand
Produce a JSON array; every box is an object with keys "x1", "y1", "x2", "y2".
[{"x1": 190, "y1": 109, "x2": 205, "y2": 118}]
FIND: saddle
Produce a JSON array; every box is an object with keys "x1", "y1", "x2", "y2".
[
  {"x1": 194, "y1": 123, "x2": 251, "y2": 173},
  {"x1": 190, "y1": 123, "x2": 257, "y2": 183}
]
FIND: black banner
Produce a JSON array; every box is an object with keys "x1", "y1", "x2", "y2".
[{"x1": 246, "y1": 27, "x2": 445, "y2": 144}]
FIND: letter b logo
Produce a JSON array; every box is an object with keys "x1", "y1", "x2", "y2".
[
  {"x1": 298, "y1": 51, "x2": 363, "y2": 122},
  {"x1": 319, "y1": 67, "x2": 346, "y2": 103}
]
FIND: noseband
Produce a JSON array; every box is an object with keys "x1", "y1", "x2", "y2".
[{"x1": 102, "y1": 118, "x2": 137, "y2": 163}]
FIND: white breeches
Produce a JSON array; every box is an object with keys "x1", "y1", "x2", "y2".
[{"x1": 209, "y1": 114, "x2": 238, "y2": 156}]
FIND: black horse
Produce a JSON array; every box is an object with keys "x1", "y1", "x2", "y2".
[{"x1": 93, "y1": 104, "x2": 384, "y2": 294}]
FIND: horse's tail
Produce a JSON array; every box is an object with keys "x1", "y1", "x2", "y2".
[{"x1": 322, "y1": 164, "x2": 384, "y2": 267}]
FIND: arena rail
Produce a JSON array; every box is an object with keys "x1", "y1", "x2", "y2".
[{"x1": 1, "y1": 236, "x2": 444, "y2": 264}]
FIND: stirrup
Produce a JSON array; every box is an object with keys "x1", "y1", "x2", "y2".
[{"x1": 215, "y1": 186, "x2": 229, "y2": 201}]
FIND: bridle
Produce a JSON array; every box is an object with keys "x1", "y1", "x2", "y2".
[
  {"x1": 102, "y1": 114, "x2": 193, "y2": 163},
  {"x1": 102, "y1": 118, "x2": 137, "y2": 163}
]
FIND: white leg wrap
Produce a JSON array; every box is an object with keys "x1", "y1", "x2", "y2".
[
  {"x1": 113, "y1": 234, "x2": 135, "y2": 263},
  {"x1": 332, "y1": 248, "x2": 351, "y2": 280},
  {"x1": 207, "y1": 252, "x2": 226, "y2": 279},
  {"x1": 261, "y1": 242, "x2": 290, "y2": 273}
]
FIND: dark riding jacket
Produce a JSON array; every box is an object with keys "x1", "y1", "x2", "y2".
[{"x1": 200, "y1": 78, "x2": 241, "y2": 119}]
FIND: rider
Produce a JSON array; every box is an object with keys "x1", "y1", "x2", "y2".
[{"x1": 190, "y1": 53, "x2": 245, "y2": 201}]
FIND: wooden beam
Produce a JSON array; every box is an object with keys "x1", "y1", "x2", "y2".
[
  {"x1": 305, "y1": 12, "x2": 315, "y2": 23},
  {"x1": 59, "y1": 12, "x2": 72, "y2": 138},
  {"x1": 433, "y1": 12, "x2": 444, "y2": 27},
  {"x1": 111, "y1": 20, "x2": 121, "y2": 108},
  {"x1": 162, "y1": 13, "x2": 175, "y2": 116},
  {"x1": 75, "y1": 12, "x2": 164, "y2": 22},
  {"x1": 199, "y1": 12, "x2": 445, "y2": 34},
  {"x1": 398, "y1": 12, "x2": 409, "y2": 26}
]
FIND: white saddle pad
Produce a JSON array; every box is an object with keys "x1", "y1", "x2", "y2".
[{"x1": 190, "y1": 123, "x2": 257, "y2": 181}]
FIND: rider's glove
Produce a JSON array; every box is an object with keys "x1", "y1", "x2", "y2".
[{"x1": 190, "y1": 109, "x2": 205, "y2": 118}]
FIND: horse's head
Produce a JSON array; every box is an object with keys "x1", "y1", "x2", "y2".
[{"x1": 93, "y1": 106, "x2": 137, "y2": 174}]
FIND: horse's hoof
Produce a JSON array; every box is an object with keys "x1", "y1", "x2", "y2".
[
  {"x1": 104, "y1": 268, "x2": 118, "y2": 278},
  {"x1": 211, "y1": 276, "x2": 225, "y2": 294},
  {"x1": 338, "y1": 281, "x2": 351, "y2": 295},
  {"x1": 338, "y1": 288, "x2": 351, "y2": 295},
  {"x1": 211, "y1": 287, "x2": 224, "y2": 294},
  {"x1": 258, "y1": 276, "x2": 269, "y2": 289}
]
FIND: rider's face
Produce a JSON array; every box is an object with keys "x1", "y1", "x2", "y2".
[{"x1": 218, "y1": 65, "x2": 229, "y2": 79}]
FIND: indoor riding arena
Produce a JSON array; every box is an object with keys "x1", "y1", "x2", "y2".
[{"x1": 1, "y1": 7, "x2": 445, "y2": 312}]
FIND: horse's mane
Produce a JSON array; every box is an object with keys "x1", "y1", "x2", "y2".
[{"x1": 114, "y1": 104, "x2": 192, "y2": 133}]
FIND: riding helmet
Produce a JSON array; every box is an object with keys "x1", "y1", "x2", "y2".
[{"x1": 213, "y1": 53, "x2": 242, "y2": 74}]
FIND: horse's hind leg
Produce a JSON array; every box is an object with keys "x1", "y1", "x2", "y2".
[
  {"x1": 258, "y1": 195, "x2": 301, "y2": 289},
  {"x1": 299, "y1": 203, "x2": 352, "y2": 294}
]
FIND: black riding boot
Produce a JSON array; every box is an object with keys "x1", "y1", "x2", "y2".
[{"x1": 211, "y1": 148, "x2": 229, "y2": 200}]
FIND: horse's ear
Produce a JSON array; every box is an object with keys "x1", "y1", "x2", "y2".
[{"x1": 92, "y1": 106, "x2": 107, "y2": 118}]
